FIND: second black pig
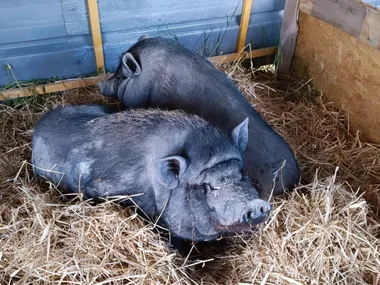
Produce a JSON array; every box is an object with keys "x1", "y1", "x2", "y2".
[{"x1": 32, "y1": 105, "x2": 271, "y2": 242}]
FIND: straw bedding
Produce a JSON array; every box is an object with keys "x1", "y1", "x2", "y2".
[{"x1": 0, "y1": 64, "x2": 379, "y2": 284}]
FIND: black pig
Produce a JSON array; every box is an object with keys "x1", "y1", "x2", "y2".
[
  {"x1": 31, "y1": 105, "x2": 271, "y2": 242},
  {"x1": 98, "y1": 36, "x2": 300, "y2": 199}
]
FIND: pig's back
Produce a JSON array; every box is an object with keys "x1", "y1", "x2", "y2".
[{"x1": 31, "y1": 105, "x2": 110, "y2": 189}]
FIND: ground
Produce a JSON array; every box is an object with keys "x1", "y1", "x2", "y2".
[{"x1": 0, "y1": 64, "x2": 379, "y2": 284}]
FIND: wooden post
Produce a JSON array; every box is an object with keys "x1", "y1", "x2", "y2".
[
  {"x1": 87, "y1": 0, "x2": 105, "y2": 73},
  {"x1": 0, "y1": 77, "x2": 102, "y2": 100},
  {"x1": 236, "y1": 0, "x2": 253, "y2": 52},
  {"x1": 277, "y1": 0, "x2": 300, "y2": 75}
]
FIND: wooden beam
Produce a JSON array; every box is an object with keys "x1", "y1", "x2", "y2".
[
  {"x1": 236, "y1": 0, "x2": 253, "y2": 52},
  {"x1": 209, "y1": 46, "x2": 278, "y2": 64},
  {"x1": 0, "y1": 47, "x2": 277, "y2": 100},
  {"x1": 277, "y1": 0, "x2": 300, "y2": 75},
  {"x1": 0, "y1": 77, "x2": 102, "y2": 100},
  {"x1": 87, "y1": 0, "x2": 105, "y2": 72}
]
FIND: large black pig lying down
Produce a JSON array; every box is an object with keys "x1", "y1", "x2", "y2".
[
  {"x1": 32, "y1": 105, "x2": 271, "y2": 248},
  {"x1": 99, "y1": 35, "x2": 300, "y2": 199}
]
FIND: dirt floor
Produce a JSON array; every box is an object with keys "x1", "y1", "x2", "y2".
[{"x1": 0, "y1": 63, "x2": 379, "y2": 284}]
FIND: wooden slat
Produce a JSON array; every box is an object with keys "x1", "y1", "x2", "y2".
[
  {"x1": 87, "y1": 0, "x2": 105, "y2": 72},
  {"x1": 209, "y1": 47, "x2": 278, "y2": 64},
  {"x1": 0, "y1": 47, "x2": 278, "y2": 100},
  {"x1": 236, "y1": 0, "x2": 253, "y2": 52},
  {"x1": 277, "y1": 0, "x2": 300, "y2": 75},
  {"x1": 0, "y1": 77, "x2": 101, "y2": 100}
]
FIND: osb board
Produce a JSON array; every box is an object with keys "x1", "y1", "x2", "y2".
[
  {"x1": 294, "y1": 12, "x2": 380, "y2": 143},
  {"x1": 300, "y1": 0, "x2": 380, "y2": 50}
]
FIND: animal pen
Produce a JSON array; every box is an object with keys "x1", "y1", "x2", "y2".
[{"x1": 1, "y1": 0, "x2": 380, "y2": 284}]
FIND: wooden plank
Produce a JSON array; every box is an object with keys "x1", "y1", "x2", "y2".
[
  {"x1": 277, "y1": 0, "x2": 300, "y2": 75},
  {"x1": 299, "y1": 0, "x2": 313, "y2": 15},
  {"x1": 1, "y1": 47, "x2": 277, "y2": 100},
  {"x1": 311, "y1": 0, "x2": 367, "y2": 39},
  {"x1": 209, "y1": 47, "x2": 278, "y2": 64},
  {"x1": 0, "y1": 77, "x2": 101, "y2": 100},
  {"x1": 236, "y1": 0, "x2": 253, "y2": 52},
  {"x1": 87, "y1": 0, "x2": 105, "y2": 72},
  {"x1": 300, "y1": 0, "x2": 380, "y2": 50},
  {"x1": 294, "y1": 12, "x2": 380, "y2": 143}
]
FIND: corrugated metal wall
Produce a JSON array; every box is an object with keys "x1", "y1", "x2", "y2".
[
  {"x1": 0, "y1": 0, "x2": 96, "y2": 87},
  {"x1": 0, "y1": 0, "x2": 285, "y2": 87}
]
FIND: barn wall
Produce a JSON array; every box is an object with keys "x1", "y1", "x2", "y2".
[
  {"x1": 0, "y1": 0, "x2": 96, "y2": 87},
  {"x1": 0, "y1": 0, "x2": 285, "y2": 86},
  {"x1": 294, "y1": 11, "x2": 380, "y2": 143},
  {"x1": 98, "y1": 0, "x2": 285, "y2": 71}
]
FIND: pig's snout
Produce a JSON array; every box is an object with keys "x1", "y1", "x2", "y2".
[
  {"x1": 98, "y1": 81, "x2": 107, "y2": 94},
  {"x1": 98, "y1": 79, "x2": 116, "y2": 97},
  {"x1": 243, "y1": 199, "x2": 271, "y2": 225}
]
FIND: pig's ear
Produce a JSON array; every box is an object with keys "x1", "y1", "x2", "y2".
[
  {"x1": 121, "y1": 53, "x2": 142, "y2": 77},
  {"x1": 231, "y1": 117, "x2": 249, "y2": 154},
  {"x1": 154, "y1": 156, "x2": 188, "y2": 189},
  {"x1": 138, "y1": 34, "x2": 150, "y2": 42}
]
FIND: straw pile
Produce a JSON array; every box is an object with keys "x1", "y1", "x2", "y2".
[{"x1": 1, "y1": 64, "x2": 379, "y2": 284}]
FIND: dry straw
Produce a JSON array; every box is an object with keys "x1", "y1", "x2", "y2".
[{"x1": 1, "y1": 64, "x2": 379, "y2": 284}]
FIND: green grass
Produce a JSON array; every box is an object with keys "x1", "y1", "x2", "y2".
[
  {"x1": 1, "y1": 63, "x2": 60, "y2": 92},
  {"x1": 165, "y1": 3, "x2": 239, "y2": 57},
  {"x1": 1, "y1": 63, "x2": 100, "y2": 94},
  {"x1": 1, "y1": 92, "x2": 63, "y2": 109}
]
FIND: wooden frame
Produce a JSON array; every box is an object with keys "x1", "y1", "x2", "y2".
[
  {"x1": 1, "y1": 0, "x2": 276, "y2": 100},
  {"x1": 0, "y1": 77, "x2": 101, "y2": 100},
  {"x1": 276, "y1": 0, "x2": 380, "y2": 76}
]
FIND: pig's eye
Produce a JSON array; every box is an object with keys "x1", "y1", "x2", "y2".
[
  {"x1": 192, "y1": 183, "x2": 210, "y2": 191},
  {"x1": 204, "y1": 184, "x2": 212, "y2": 191},
  {"x1": 203, "y1": 183, "x2": 222, "y2": 191},
  {"x1": 220, "y1": 177, "x2": 228, "y2": 183},
  {"x1": 190, "y1": 184, "x2": 204, "y2": 190},
  {"x1": 190, "y1": 183, "x2": 221, "y2": 192},
  {"x1": 191, "y1": 183, "x2": 211, "y2": 191}
]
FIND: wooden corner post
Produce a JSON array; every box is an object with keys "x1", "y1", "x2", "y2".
[{"x1": 277, "y1": 0, "x2": 300, "y2": 75}]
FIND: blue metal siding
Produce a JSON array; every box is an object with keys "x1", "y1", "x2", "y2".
[
  {"x1": 99, "y1": 0, "x2": 285, "y2": 72},
  {"x1": 0, "y1": 0, "x2": 285, "y2": 87},
  {"x1": 0, "y1": 0, "x2": 96, "y2": 86}
]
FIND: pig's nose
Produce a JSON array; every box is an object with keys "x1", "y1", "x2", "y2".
[
  {"x1": 244, "y1": 200, "x2": 271, "y2": 225},
  {"x1": 98, "y1": 81, "x2": 106, "y2": 93},
  {"x1": 98, "y1": 80, "x2": 115, "y2": 96}
]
